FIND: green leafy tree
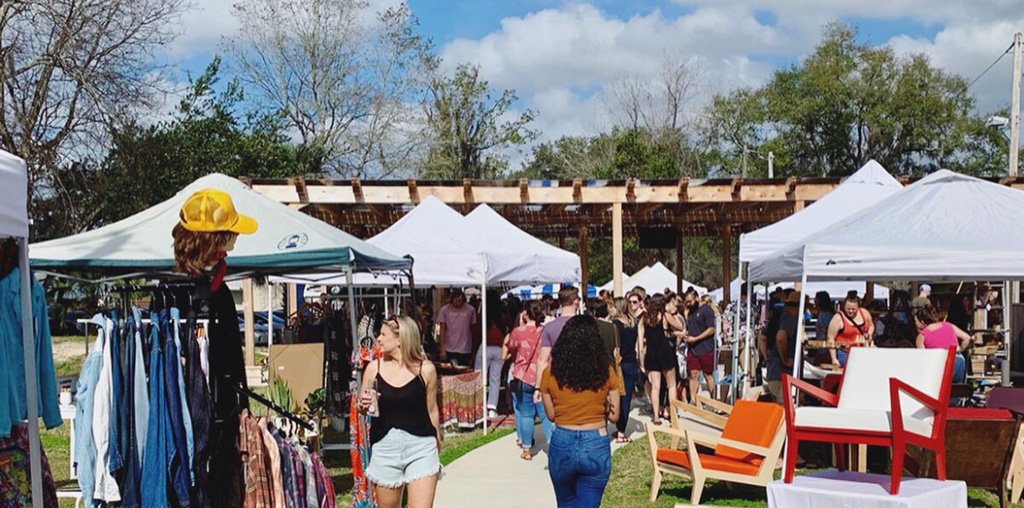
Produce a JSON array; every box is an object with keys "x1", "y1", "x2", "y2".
[
  {"x1": 702, "y1": 22, "x2": 1005, "y2": 177},
  {"x1": 35, "y1": 58, "x2": 321, "y2": 240},
  {"x1": 423, "y1": 64, "x2": 537, "y2": 178}
]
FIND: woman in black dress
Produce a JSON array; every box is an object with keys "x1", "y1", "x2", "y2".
[{"x1": 639, "y1": 294, "x2": 677, "y2": 425}]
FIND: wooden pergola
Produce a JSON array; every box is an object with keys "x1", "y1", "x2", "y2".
[{"x1": 246, "y1": 176, "x2": 870, "y2": 302}]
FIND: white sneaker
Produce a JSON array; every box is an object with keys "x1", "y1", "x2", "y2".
[{"x1": 488, "y1": 409, "x2": 498, "y2": 419}]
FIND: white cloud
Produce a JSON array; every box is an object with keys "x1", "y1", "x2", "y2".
[{"x1": 164, "y1": 0, "x2": 239, "y2": 58}]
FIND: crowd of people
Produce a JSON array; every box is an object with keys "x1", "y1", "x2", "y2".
[{"x1": 356, "y1": 279, "x2": 990, "y2": 508}]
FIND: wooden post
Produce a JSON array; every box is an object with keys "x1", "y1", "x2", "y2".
[
  {"x1": 580, "y1": 226, "x2": 590, "y2": 296},
  {"x1": 242, "y1": 278, "x2": 255, "y2": 366},
  {"x1": 722, "y1": 223, "x2": 732, "y2": 303},
  {"x1": 287, "y1": 283, "x2": 298, "y2": 315},
  {"x1": 612, "y1": 202, "x2": 623, "y2": 297},
  {"x1": 794, "y1": 200, "x2": 805, "y2": 213},
  {"x1": 865, "y1": 282, "x2": 875, "y2": 302},
  {"x1": 675, "y1": 229, "x2": 684, "y2": 294}
]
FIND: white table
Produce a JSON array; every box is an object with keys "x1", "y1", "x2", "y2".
[{"x1": 768, "y1": 470, "x2": 967, "y2": 508}]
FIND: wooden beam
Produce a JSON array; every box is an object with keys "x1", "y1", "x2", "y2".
[
  {"x1": 722, "y1": 223, "x2": 733, "y2": 303},
  {"x1": 351, "y1": 179, "x2": 363, "y2": 201},
  {"x1": 462, "y1": 179, "x2": 473, "y2": 214},
  {"x1": 676, "y1": 229, "x2": 683, "y2": 294},
  {"x1": 252, "y1": 179, "x2": 841, "y2": 205},
  {"x1": 519, "y1": 178, "x2": 529, "y2": 203},
  {"x1": 612, "y1": 202, "x2": 623, "y2": 297},
  {"x1": 407, "y1": 180, "x2": 420, "y2": 203},
  {"x1": 242, "y1": 278, "x2": 255, "y2": 366},
  {"x1": 580, "y1": 226, "x2": 590, "y2": 296},
  {"x1": 547, "y1": 203, "x2": 568, "y2": 216},
  {"x1": 626, "y1": 178, "x2": 636, "y2": 203}
]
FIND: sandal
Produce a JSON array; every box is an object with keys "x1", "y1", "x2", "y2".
[
  {"x1": 516, "y1": 439, "x2": 522, "y2": 448},
  {"x1": 615, "y1": 434, "x2": 632, "y2": 444},
  {"x1": 521, "y1": 449, "x2": 533, "y2": 461},
  {"x1": 651, "y1": 418, "x2": 663, "y2": 426}
]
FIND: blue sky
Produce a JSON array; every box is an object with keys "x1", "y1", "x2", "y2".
[{"x1": 162, "y1": 0, "x2": 1023, "y2": 164}]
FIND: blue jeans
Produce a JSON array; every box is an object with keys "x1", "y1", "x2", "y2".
[
  {"x1": 548, "y1": 427, "x2": 611, "y2": 508},
  {"x1": 953, "y1": 353, "x2": 966, "y2": 383},
  {"x1": 513, "y1": 384, "x2": 552, "y2": 448},
  {"x1": 837, "y1": 349, "x2": 848, "y2": 368},
  {"x1": 617, "y1": 362, "x2": 638, "y2": 435}
]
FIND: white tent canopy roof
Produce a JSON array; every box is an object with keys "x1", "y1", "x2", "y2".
[
  {"x1": 750, "y1": 170, "x2": 1024, "y2": 282},
  {"x1": 598, "y1": 271, "x2": 633, "y2": 292},
  {"x1": 464, "y1": 204, "x2": 580, "y2": 284},
  {"x1": 30, "y1": 173, "x2": 408, "y2": 274},
  {"x1": 624, "y1": 262, "x2": 706, "y2": 295},
  {"x1": 0, "y1": 150, "x2": 27, "y2": 238},
  {"x1": 739, "y1": 160, "x2": 903, "y2": 262},
  {"x1": 274, "y1": 197, "x2": 581, "y2": 287}
]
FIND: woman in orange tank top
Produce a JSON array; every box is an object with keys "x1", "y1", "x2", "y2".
[{"x1": 826, "y1": 293, "x2": 874, "y2": 367}]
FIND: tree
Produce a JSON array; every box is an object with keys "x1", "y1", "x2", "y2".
[
  {"x1": 34, "y1": 59, "x2": 319, "y2": 240},
  {"x1": 228, "y1": 0, "x2": 435, "y2": 177},
  {"x1": 702, "y1": 22, "x2": 999, "y2": 177},
  {"x1": 0, "y1": 0, "x2": 187, "y2": 221},
  {"x1": 423, "y1": 64, "x2": 537, "y2": 179}
]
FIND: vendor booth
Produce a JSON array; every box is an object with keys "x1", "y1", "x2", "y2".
[
  {"x1": 274, "y1": 196, "x2": 583, "y2": 434},
  {"x1": 0, "y1": 150, "x2": 53, "y2": 508},
  {"x1": 29, "y1": 173, "x2": 411, "y2": 508}
]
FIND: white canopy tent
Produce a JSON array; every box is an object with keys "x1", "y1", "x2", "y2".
[
  {"x1": 624, "y1": 262, "x2": 706, "y2": 295},
  {"x1": 598, "y1": 271, "x2": 633, "y2": 293},
  {"x1": 736, "y1": 160, "x2": 903, "y2": 398},
  {"x1": 31, "y1": 173, "x2": 409, "y2": 275},
  {"x1": 464, "y1": 204, "x2": 581, "y2": 284},
  {"x1": 1, "y1": 150, "x2": 44, "y2": 508},
  {"x1": 739, "y1": 160, "x2": 903, "y2": 262},
  {"x1": 750, "y1": 170, "x2": 1024, "y2": 386}
]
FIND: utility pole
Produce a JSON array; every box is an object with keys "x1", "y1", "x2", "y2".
[
  {"x1": 1011, "y1": 32, "x2": 1021, "y2": 176},
  {"x1": 768, "y1": 151, "x2": 775, "y2": 178}
]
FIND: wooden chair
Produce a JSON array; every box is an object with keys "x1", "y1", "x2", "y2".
[
  {"x1": 647, "y1": 400, "x2": 786, "y2": 505},
  {"x1": 986, "y1": 387, "x2": 1024, "y2": 504},
  {"x1": 782, "y1": 347, "x2": 956, "y2": 495}
]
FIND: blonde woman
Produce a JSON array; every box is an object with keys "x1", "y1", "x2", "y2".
[
  {"x1": 360, "y1": 316, "x2": 442, "y2": 508},
  {"x1": 611, "y1": 297, "x2": 640, "y2": 442}
]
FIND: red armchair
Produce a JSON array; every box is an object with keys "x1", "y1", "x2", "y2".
[{"x1": 782, "y1": 346, "x2": 956, "y2": 494}]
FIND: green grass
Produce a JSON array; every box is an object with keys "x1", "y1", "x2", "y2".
[
  {"x1": 601, "y1": 434, "x2": 1015, "y2": 508},
  {"x1": 55, "y1": 355, "x2": 86, "y2": 378}
]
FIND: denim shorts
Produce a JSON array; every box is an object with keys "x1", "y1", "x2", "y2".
[{"x1": 366, "y1": 428, "x2": 441, "y2": 488}]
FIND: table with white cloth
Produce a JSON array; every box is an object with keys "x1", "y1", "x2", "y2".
[{"x1": 767, "y1": 470, "x2": 966, "y2": 508}]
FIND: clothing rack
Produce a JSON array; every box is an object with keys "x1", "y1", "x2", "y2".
[{"x1": 229, "y1": 384, "x2": 314, "y2": 432}]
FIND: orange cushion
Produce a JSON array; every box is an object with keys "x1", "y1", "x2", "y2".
[
  {"x1": 716, "y1": 401, "x2": 783, "y2": 465},
  {"x1": 656, "y1": 448, "x2": 761, "y2": 476}
]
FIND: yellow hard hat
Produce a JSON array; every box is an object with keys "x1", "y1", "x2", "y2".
[{"x1": 179, "y1": 189, "x2": 258, "y2": 234}]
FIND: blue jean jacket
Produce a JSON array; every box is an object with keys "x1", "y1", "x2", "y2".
[
  {"x1": 0, "y1": 268, "x2": 61, "y2": 437},
  {"x1": 74, "y1": 314, "x2": 106, "y2": 508}
]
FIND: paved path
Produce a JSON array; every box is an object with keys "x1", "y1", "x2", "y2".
[{"x1": 435, "y1": 399, "x2": 725, "y2": 508}]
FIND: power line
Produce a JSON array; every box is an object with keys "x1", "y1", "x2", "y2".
[{"x1": 965, "y1": 42, "x2": 1014, "y2": 92}]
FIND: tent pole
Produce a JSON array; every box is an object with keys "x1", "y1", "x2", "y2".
[
  {"x1": 731, "y1": 265, "x2": 742, "y2": 403},
  {"x1": 268, "y1": 282, "x2": 275, "y2": 386},
  {"x1": 744, "y1": 266, "x2": 753, "y2": 397},
  {"x1": 345, "y1": 267, "x2": 361, "y2": 391},
  {"x1": 384, "y1": 287, "x2": 390, "y2": 316},
  {"x1": 481, "y1": 283, "x2": 488, "y2": 435},
  {"x1": 1005, "y1": 279, "x2": 1013, "y2": 387},
  {"x1": 793, "y1": 272, "x2": 809, "y2": 383},
  {"x1": 19, "y1": 238, "x2": 42, "y2": 508}
]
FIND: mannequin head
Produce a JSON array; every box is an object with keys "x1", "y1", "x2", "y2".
[
  {"x1": 172, "y1": 188, "x2": 257, "y2": 277},
  {"x1": 172, "y1": 225, "x2": 239, "y2": 277}
]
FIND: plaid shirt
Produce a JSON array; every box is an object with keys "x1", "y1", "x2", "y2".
[{"x1": 239, "y1": 412, "x2": 273, "y2": 508}]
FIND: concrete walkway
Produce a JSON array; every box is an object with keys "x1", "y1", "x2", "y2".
[{"x1": 434, "y1": 399, "x2": 725, "y2": 508}]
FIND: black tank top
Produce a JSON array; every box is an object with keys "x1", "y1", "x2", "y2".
[{"x1": 370, "y1": 360, "x2": 436, "y2": 445}]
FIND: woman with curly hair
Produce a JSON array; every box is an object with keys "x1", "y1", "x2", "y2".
[{"x1": 540, "y1": 315, "x2": 620, "y2": 508}]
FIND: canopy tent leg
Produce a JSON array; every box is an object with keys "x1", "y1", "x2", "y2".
[
  {"x1": 743, "y1": 267, "x2": 753, "y2": 397},
  {"x1": 243, "y1": 278, "x2": 255, "y2": 365},
  {"x1": 580, "y1": 226, "x2": 589, "y2": 296},
  {"x1": 19, "y1": 238, "x2": 43, "y2": 508},
  {"x1": 731, "y1": 263, "x2": 742, "y2": 403},
  {"x1": 481, "y1": 283, "x2": 488, "y2": 435},
  {"x1": 793, "y1": 272, "x2": 809, "y2": 382},
  {"x1": 268, "y1": 281, "x2": 275, "y2": 386},
  {"x1": 384, "y1": 287, "x2": 390, "y2": 316},
  {"x1": 1005, "y1": 279, "x2": 1013, "y2": 387},
  {"x1": 346, "y1": 268, "x2": 361, "y2": 391}
]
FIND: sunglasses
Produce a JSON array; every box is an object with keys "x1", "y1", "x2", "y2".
[{"x1": 629, "y1": 299, "x2": 640, "y2": 305}]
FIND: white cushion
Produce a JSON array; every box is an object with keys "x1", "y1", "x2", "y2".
[
  {"x1": 838, "y1": 348, "x2": 949, "y2": 423},
  {"x1": 794, "y1": 406, "x2": 934, "y2": 437}
]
